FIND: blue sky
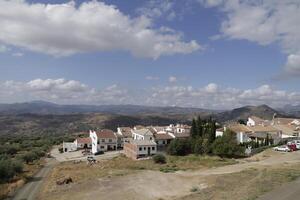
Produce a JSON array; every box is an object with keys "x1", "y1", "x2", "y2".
[{"x1": 0, "y1": 0, "x2": 299, "y2": 109}]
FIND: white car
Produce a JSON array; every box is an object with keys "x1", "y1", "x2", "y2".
[{"x1": 273, "y1": 145, "x2": 291, "y2": 152}]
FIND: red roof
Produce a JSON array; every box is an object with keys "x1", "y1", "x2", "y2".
[
  {"x1": 96, "y1": 129, "x2": 117, "y2": 139},
  {"x1": 76, "y1": 137, "x2": 91, "y2": 144},
  {"x1": 154, "y1": 133, "x2": 174, "y2": 140}
]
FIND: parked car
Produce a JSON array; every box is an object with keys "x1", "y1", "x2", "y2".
[
  {"x1": 287, "y1": 143, "x2": 297, "y2": 151},
  {"x1": 273, "y1": 145, "x2": 291, "y2": 152},
  {"x1": 292, "y1": 140, "x2": 300, "y2": 149}
]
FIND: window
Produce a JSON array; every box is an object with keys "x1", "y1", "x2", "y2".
[
  {"x1": 152, "y1": 147, "x2": 155, "y2": 151},
  {"x1": 109, "y1": 139, "x2": 112, "y2": 142},
  {"x1": 139, "y1": 147, "x2": 142, "y2": 151},
  {"x1": 97, "y1": 141, "x2": 99, "y2": 144},
  {"x1": 150, "y1": 137, "x2": 152, "y2": 140},
  {"x1": 144, "y1": 147, "x2": 146, "y2": 150},
  {"x1": 101, "y1": 146, "x2": 105, "y2": 149},
  {"x1": 162, "y1": 141, "x2": 165, "y2": 144},
  {"x1": 101, "y1": 139, "x2": 105, "y2": 143}
]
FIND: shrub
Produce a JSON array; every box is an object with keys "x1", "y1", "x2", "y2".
[
  {"x1": 211, "y1": 131, "x2": 245, "y2": 158},
  {"x1": 153, "y1": 154, "x2": 166, "y2": 164},
  {"x1": 167, "y1": 139, "x2": 191, "y2": 156},
  {"x1": 0, "y1": 159, "x2": 23, "y2": 182},
  {"x1": 94, "y1": 151, "x2": 104, "y2": 155},
  {"x1": 21, "y1": 152, "x2": 38, "y2": 164}
]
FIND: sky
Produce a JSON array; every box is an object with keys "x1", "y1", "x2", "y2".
[{"x1": 0, "y1": 0, "x2": 300, "y2": 109}]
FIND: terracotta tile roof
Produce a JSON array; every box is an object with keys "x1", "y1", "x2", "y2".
[
  {"x1": 247, "y1": 125, "x2": 279, "y2": 132},
  {"x1": 96, "y1": 129, "x2": 117, "y2": 139},
  {"x1": 227, "y1": 124, "x2": 251, "y2": 133},
  {"x1": 118, "y1": 127, "x2": 132, "y2": 137},
  {"x1": 173, "y1": 132, "x2": 190, "y2": 138},
  {"x1": 154, "y1": 133, "x2": 174, "y2": 140},
  {"x1": 133, "y1": 128, "x2": 153, "y2": 136},
  {"x1": 76, "y1": 137, "x2": 92, "y2": 144},
  {"x1": 131, "y1": 140, "x2": 157, "y2": 146}
]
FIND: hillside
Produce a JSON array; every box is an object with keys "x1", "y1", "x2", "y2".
[
  {"x1": 214, "y1": 104, "x2": 285, "y2": 122},
  {"x1": 0, "y1": 101, "x2": 217, "y2": 116},
  {"x1": 0, "y1": 103, "x2": 296, "y2": 138}
]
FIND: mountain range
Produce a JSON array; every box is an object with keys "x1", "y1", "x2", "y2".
[{"x1": 0, "y1": 101, "x2": 298, "y2": 121}]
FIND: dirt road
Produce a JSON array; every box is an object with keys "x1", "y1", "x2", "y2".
[
  {"x1": 40, "y1": 150, "x2": 300, "y2": 200},
  {"x1": 10, "y1": 158, "x2": 57, "y2": 200},
  {"x1": 257, "y1": 177, "x2": 300, "y2": 200}
]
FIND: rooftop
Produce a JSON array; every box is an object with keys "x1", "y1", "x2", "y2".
[{"x1": 96, "y1": 129, "x2": 117, "y2": 139}]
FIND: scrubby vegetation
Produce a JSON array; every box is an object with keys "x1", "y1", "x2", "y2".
[
  {"x1": 153, "y1": 154, "x2": 167, "y2": 164},
  {"x1": 168, "y1": 116, "x2": 246, "y2": 158},
  {"x1": 0, "y1": 134, "x2": 74, "y2": 191}
]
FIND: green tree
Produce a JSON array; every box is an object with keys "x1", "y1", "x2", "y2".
[
  {"x1": 211, "y1": 130, "x2": 245, "y2": 158},
  {"x1": 196, "y1": 116, "x2": 203, "y2": 137},
  {"x1": 191, "y1": 119, "x2": 198, "y2": 138},
  {"x1": 193, "y1": 137, "x2": 203, "y2": 155},
  {"x1": 167, "y1": 139, "x2": 191, "y2": 156}
]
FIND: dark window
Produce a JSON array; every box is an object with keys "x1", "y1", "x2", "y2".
[
  {"x1": 150, "y1": 137, "x2": 152, "y2": 140},
  {"x1": 109, "y1": 139, "x2": 112, "y2": 142},
  {"x1": 97, "y1": 141, "x2": 99, "y2": 144},
  {"x1": 101, "y1": 139, "x2": 105, "y2": 143},
  {"x1": 139, "y1": 147, "x2": 142, "y2": 151},
  {"x1": 144, "y1": 147, "x2": 146, "y2": 150},
  {"x1": 152, "y1": 147, "x2": 155, "y2": 151}
]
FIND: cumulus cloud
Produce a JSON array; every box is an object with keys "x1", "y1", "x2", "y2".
[
  {"x1": 168, "y1": 76, "x2": 178, "y2": 83},
  {"x1": 0, "y1": 45, "x2": 8, "y2": 53},
  {"x1": 145, "y1": 76, "x2": 160, "y2": 81},
  {"x1": 199, "y1": 0, "x2": 300, "y2": 75},
  {"x1": 0, "y1": 79, "x2": 299, "y2": 109},
  {"x1": 0, "y1": 0, "x2": 201, "y2": 59},
  {"x1": 147, "y1": 83, "x2": 300, "y2": 109},
  {"x1": 137, "y1": 0, "x2": 176, "y2": 21}
]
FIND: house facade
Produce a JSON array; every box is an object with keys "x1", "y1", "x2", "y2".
[
  {"x1": 123, "y1": 140, "x2": 157, "y2": 159},
  {"x1": 74, "y1": 137, "x2": 92, "y2": 149},
  {"x1": 90, "y1": 129, "x2": 118, "y2": 154}
]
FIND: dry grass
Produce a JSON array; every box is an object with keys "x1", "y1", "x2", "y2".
[
  {"x1": 40, "y1": 154, "x2": 236, "y2": 195},
  {"x1": 0, "y1": 159, "x2": 44, "y2": 200},
  {"x1": 177, "y1": 164, "x2": 300, "y2": 200}
]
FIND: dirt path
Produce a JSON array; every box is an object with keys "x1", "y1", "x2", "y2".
[
  {"x1": 41, "y1": 150, "x2": 300, "y2": 200},
  {"x1": 10, "y1": 158, "x2": 57, "y2": 200},
  {"x1": 257, "y1": 178, "x2": 300, "y2": 200}
]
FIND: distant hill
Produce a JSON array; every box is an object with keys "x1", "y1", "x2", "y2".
[
  {"x1": 279, "y1": 104, "x2": 300, "y2": 117},
  {"x1": 0, "y1": 101, "x2": 219, "y2": 115},
  {"x1": 214, "y1": 104, "x2": 285, "y2": 122}
]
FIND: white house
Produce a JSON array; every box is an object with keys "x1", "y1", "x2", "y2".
[
  {"x1": 74, "y1": 137, "x2": 92, "y2": 149},
  {"x1": 90, "y1": 129, "x2": 118, "y2": 154},
  {"x1": 131, "y1": 128, "x2": 154, "y2": 141},
  {"x1": 124, "y1": 140, "x2": 157, "y2": 159}
]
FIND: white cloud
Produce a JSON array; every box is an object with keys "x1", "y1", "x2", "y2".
[
  {"x1": 0, "y1": 0, "x2": 201, "y2": 59},
  {"x1": 146, "y1": 76, "x2": 160, "y2": 81},
  {"x1": 284, "y1": 54, "x2": 300, "y2": 74},
  {"x1": 137, "y1": 0, "x2": 175, "y2": 20},
  {"x1": 0, "y1": 79, "x2": 299, "y2": 109},
  {"x1": 0, "y1": 45, "x2": 8, "y2": 53},
  {"x1": 12, "y1": 52, "x2": 24, "y2": 57},
  {"x1": 200, "y1": 0, "x2": 300, "y2": 75},
  {"x1": 168, "y1": 76, "x2": 178, "y2": 83}
]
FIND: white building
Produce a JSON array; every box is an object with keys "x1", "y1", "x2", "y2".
[
  {"x1": 90, "y1": 129, "x2": 118, "y2": 154},
  {"x1": 131, "y1": 128, "x2": 154, "y2": 141}
]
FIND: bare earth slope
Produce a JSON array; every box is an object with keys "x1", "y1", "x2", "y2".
[{"x1": 39, "y1": 150, "x2": 300, "y2": 200}]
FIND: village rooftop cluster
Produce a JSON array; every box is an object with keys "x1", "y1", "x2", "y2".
[{"x1": 62, "y1": 115, "x2": 300, "y2": 160}]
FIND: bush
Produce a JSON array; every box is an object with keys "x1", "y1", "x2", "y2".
[
  {"x1": 94, "y1": 151, "x2": 104, "y2": 155},
  {"x1": 211, "y1": 131, "x2": 245, "y2": 158},
  {"x1": 0, "y1": 159, "x2": 23, "y2": 183},
  {"x1": 21, "y1": 152, "x2": 38, "y2": 164},
  {"x1": 167, "y1": 139, "x2": 191, "y2": 156},
  {"x1": 153, "y1": 154, "x2": 166, "y2": 164}
]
